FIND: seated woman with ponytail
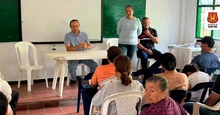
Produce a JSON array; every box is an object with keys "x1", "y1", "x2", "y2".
[{"x1": 91, "y1": 55, "x2": 144, "y2": 115}]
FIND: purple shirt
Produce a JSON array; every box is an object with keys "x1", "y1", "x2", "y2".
[{"x1": 140, "y1": 97, "x2": 188, "y2": 115}]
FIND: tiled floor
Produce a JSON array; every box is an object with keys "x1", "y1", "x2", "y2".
[
  {"x1": 16, "y1": 106, "x2": 84, "y2": 115},
  {"x1": 9, "y1": 79, "x2": 86, "y2": 115}
]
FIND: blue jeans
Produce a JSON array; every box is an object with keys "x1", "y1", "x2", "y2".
[
  {"x1": 67, "y1": 60, "x2": 98, "y2": 81},
  {"x1": 137, "y1": 48, "x2": 162, "y2": 69},
  {"x1": 119, "y1": 44, "x2": 137, "y2": 60}
]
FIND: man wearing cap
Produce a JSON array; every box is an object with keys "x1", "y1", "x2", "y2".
[
  {"x1": 191, "y1": 36, "x2": 219, "y2": 70},
  {"x1": 64, "y1": 19, "x2": 98, "y2": 84}
]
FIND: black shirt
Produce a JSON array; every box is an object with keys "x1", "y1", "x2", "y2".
[{"x1": 138, "y1": 27, "x2": 158, "y2": 49}]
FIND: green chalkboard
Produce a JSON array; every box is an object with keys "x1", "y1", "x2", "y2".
[
  {"x1": 102, "y1": 0, "x2": 146, "y2": 38},
  {"x1": 0, "y1": 1, "x2": 21, "y2": 42}
]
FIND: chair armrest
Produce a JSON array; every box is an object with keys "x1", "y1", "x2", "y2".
[
  {"x1": 196, "y1": 102, "x2": 220, "y2": 110},
  {"x1": 193, "y1": 102, "x2": 220, "y2": 115}
]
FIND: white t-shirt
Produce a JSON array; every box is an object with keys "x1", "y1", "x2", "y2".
[{"x1": 188, "y1": 71, "x2": 210, "y2": 102}]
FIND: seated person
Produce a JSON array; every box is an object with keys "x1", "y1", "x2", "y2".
[
  {"x1": 137, "y1": 17, "x2": 162, "y2": 69},
  {"x1": 91, "y1": 55, "x2": 144, "y2": 114},
  {"x1": 0, "y1": 91, "x2": 8, "y2": 115},
  {"x1": 64, "y1": 19, "x2": 98, "y2": 84},
  {"x1": 191, "y1": 36, "x2": 219, "y2": 71},
  {"x1": 91, "y1": 46, "x2": 122, "y2": 88},
  {"x1": 199, "y1": 74, "x2": 220, "y2": 114},
  {"x1": 140, "y1": 76, "x2": 188, "y2": 115},
  {"x1": 184, "y1": 75, "x2": 220, "y2": 115},
  {"x1": 182, "y1": 64, "x2": 210, "y2": 102},
  {"x1": 0, "y1": 80, "x2": 13, "y2": 115},
  {"x1": 156, "y1": 53, "x2": 188, "y2": 90}
]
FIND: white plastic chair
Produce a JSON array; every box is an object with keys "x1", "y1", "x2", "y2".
[
  {"x1": 192, "y1": 102, "x2": 220, "y2": 115},
  {"x1": 65, "y1": 63, "x2": 86, "y2": 86},
  {"x1": 136, "y1": 58, "x2": 155, "y2": 71},
  {"x1": 90, "y1": 91, "x2": 143, "y2": 115},
  {"x1": 15, "y1": 41, "x2": 48, "y2": 91},
  {"x1": 106, "y1": 38, "x2": 118, "y2": 49}
]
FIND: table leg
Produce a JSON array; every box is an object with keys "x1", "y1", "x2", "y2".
[
  {"x1": 169, "y1": 48, "x2": 172, "y2": 53},
  {"x1": 52, "y1": 60, "x2": 61, "y2": 89},
  {"x1": 187, "y1": 50, "x2": 192, "y2": 64},
  {"x1": 58, "y1": 61, "x2": 67, "y2": 96}
]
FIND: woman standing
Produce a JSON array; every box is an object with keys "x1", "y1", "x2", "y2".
[{"x1": 117, "y1": 5, "x2": 142, "y2": 59}]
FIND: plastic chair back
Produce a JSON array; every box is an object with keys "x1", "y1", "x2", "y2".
[
  {"x1": 106, "y1": 38, "x2": 118, "y2": 49},
  {"x1": 192, "y1": 101, "x2": 220, "y2": 115},
  {"x1": 200, "y1": 68, "x2": 217, "y2": 76},
  {"x1": 101, "y1": 91, "x2": 143, "y2": 115},
  {"x1": 190, "y1": 82, "x2": 214, "y2": 103},
  {"x1": 15, "y1": 41, "x2": 39, "y2": 68}
]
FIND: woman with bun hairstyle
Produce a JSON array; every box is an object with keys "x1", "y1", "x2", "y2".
[{"x1": 91, "y1": 55, "x2": 144, "y2": 115}]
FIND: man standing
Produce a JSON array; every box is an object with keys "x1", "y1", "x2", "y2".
[
  {"x1": 191, "y1": 36, "x2": 219, "y2": 70},
  {"x1": 137, "y1": 17, "x2": 162, "y2": 69},
  {"x1": 64, "y1": 19, "x2": 98, "y2": 84}
]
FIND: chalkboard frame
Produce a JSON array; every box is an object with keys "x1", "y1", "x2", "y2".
[{"x1": 0, "y1": 0, "x2": 22, "y2": 43}]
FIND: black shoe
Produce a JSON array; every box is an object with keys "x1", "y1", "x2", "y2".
[
  {"x1": 84, "y1": 72, "x2": 94, "y2": 80},
  {"x1": 70, "y1": 80, "x2": 76, "y2": 84},
  {"x1": 132, "y1": 71, "x2": 142, "y2": 76}
]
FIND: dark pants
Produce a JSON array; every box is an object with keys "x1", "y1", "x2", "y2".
[
  {"x1": 137, "y1": 48, "x2": 162, "y2": 69},
  {"x1": 10, "y1": 90, "x2": 19, "y2": 115},
  {"x1": 119, "y1": 44, "x2": 137, "y2": 60}
]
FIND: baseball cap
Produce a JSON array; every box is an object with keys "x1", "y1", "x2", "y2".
[{"x1": 201, "y1": 36, "x2": 215, "y2": 48}]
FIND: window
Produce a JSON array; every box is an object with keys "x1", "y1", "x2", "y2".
[{"x1": 196, "y1": 0, "x2": 220, "y2": 40}]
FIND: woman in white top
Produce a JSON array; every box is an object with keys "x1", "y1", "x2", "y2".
[
  {"x1": 182, "y1": 64, "x2": 211, "y2": 102},
  {"x1": 91, "y1": 55, "x2": 144, "y2": 115}
]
